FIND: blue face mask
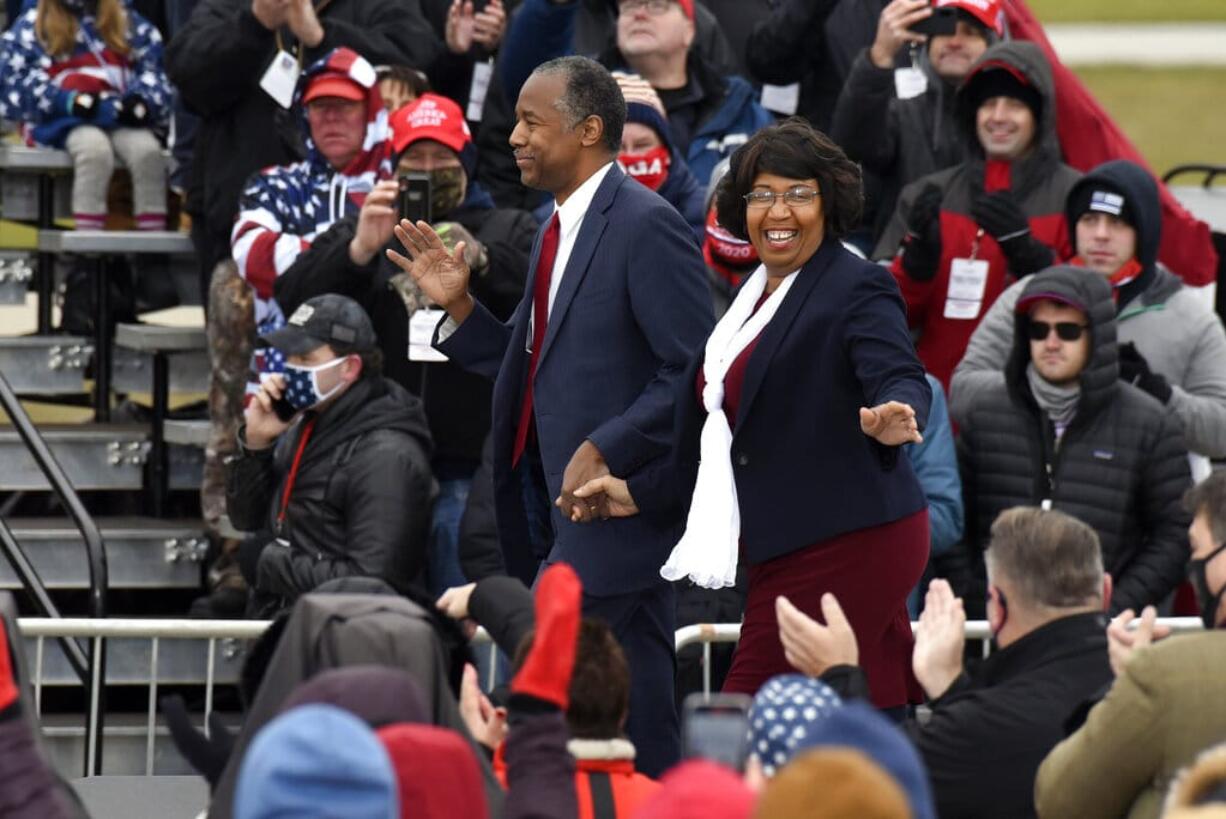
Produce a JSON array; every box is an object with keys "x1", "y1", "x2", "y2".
[{"x1": 282, "y1": 357, "x2": 348, "y2": 410}]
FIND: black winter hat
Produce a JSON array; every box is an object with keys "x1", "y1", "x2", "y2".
[
  {"x1": 1066, "y1": 181, "x2": 1137, "y2": 230},
  {"x1": 962, "y1": 65, "x2": 1043, "y2": 122}
]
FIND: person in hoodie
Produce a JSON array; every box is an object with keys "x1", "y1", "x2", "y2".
[
  {"x1": 226, "y1": 293, "x2": 436, "y2": 618},
  {"x1": 230, "y1": 47, "x2": 394, "y2": 397},
  {"x1": 951, "y1": 159, "x2": 1226, "y2": 471},
  {"x1": 0, "y1": 0, "x2": 171, "y2": 231},
  {"x1": 273, "y1": 90, "x2": 535, "y2": 596},
  {"x1": 873, "y1": 41, "x2": 1079, "y2": 389},
  {"x1": 611, "y1": 76, "x2": 705, "y2": 241},
  {"x1": 955, "y1": 267, "x2": 1191, "y2": 615},
  {"x1": 830, "y1": 0, "x2": 1002, "y2": 240},
  {"x1": 166, "y1": 0, "x2": 441, "y2": 304}
]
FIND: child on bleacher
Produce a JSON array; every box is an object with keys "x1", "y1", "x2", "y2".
[{"x1": 0, "y1": 0, "x2": 170, "y2": 230}]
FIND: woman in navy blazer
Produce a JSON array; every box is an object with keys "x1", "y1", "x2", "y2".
[{"x1": 576, "y1": 120, "x2": 934, "y2": 709}]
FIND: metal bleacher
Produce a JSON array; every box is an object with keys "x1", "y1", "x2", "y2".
[{"x1": 1, "y1": 138, "x2": 221, "y2": 778}]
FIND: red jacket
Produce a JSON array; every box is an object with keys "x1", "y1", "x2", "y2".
[
  {"x1": 495, "y1": 738, "x2": 660, "y2": 819},
  {"x1": 874, "y1": 41, "x2": 1080, "y2": 389}
]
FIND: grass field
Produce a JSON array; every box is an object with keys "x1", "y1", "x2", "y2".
[
  {"x1": 1027, "y1": 0, "x2": 1226, "y2": 23},
  {"x1": 1075, "y1": 66, "x2": 1226, "y2": 175}
]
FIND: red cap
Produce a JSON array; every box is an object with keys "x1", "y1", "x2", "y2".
[
  {"x1": 935, "y1": 0, "x2": 1004, "y2": 36},
  {"x1": 302, "y1": 73, "x2": 366, "y2": 104},
  {"x1": 389, "y1": 93, "x2": 472, "y2": 157}
]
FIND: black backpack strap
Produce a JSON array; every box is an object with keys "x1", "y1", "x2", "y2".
[{"x1": 588, "y1": 771, "x2": 616, "y2": 819}]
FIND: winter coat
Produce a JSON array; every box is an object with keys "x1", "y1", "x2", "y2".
[
  {"x1": 493, "y1": 737, "x2": 661, "y2": 819},
  {"x1": 743, "y1": 0, "x2": 853, "y2": 131},
  {"x1": 229, "y1": 47, "x2": 394, "y2": 388},
  {"x1": 166, "y1": 0, "x2": 440, "y2": 271},
  {"x1": 951, "y1": 160, "x2": 1226, "y2": 459},
  {"x1": 225, "y1": 376, "x2": 436, "y2": 605},
  {"x1": 274, "y1": 186, "x2": 537, "y2": 467},
  {"x1": 1036, "y1": 631, "x2": 1226, "y2": 819},
  {"x1": 957, "y1": 266, "x2": 1192, "y2": 614},
  {"x1": 0, "y1": 1, "x2": 171, "y2": 147},
  {"x1": 831, "y1": 48, "x2": 965, "y2": 240},
  {"x1": 207, "y1": 592, "x2": 505, "y2": 819},
  {"x1": 874, "y1": 41, "x2": 1080, "y2": 389},
  {"x1": 905, "y1": 374, "x2": 963, "y2": 561}
]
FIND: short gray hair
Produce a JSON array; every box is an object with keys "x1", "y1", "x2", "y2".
[
  {"x1": 985, "y1": 507, "x2": 1104, "y2": 610},
  {"x1": 531, "y1": 56, "x2": 625, "y2": 154}
]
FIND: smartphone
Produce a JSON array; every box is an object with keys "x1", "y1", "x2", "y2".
[
  {"x1": 270, "y1": 395, "x2": 298, "y2": 423},
  {"x1": 911, "y1": 5, "x2": 958, "y2": 37},
  {"x1": 398, "y1": 172, "x2": 433, "y2": 225},
  {"x1": 681, "y1": 693, "x2": 752, "y2": 772}
]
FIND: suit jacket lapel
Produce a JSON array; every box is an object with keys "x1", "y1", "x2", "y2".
[
  {"x1": 536, "y1": 166, "x2": 623, "y2": 367},
  {"x1": 734, "y1": 239, "x2": 842, "y2": 430}
]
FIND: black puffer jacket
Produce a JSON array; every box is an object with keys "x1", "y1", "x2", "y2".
[
  {"x1": 957, "y1": 266, "x2": 1192, "y2": 614},
  {"x1": 226, "y1": 377, "x2": 436, "y2": 611}
]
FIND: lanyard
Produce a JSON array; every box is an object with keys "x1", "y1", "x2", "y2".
[
  {"x1": 277, "y1": 415, "x2": 318, "y2": 527},
  {"x1": 82, "y1": 17, "x2": 128, "y2": 93}
]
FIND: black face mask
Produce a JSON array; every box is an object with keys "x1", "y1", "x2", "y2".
[{"x1": 1189, "y1": 541, "x2": 1226, "y2": 629}]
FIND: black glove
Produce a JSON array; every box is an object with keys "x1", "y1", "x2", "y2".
[
  {"x1": 1118, "y1": 342, "x2": 1172, "y2": 403},
  {"x1": 972, "y1": 191, "x2": 1054, "y2": 277},
  {"x1": 900, "y1": 184, "x2": 944, "y2": 282},
  {"x1": 69, "y1": 92, "x2": 99, "y2": 119},
  {"x1": 116, "y1": 94, "x2": 152, "y2": 127},
  {"x1": 236, "y1": 536, "x2": 267, "y2": 587}
]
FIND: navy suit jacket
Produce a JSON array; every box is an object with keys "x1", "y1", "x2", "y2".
[
  {"x1": 436, "y1": 165, "x2": 714, "y2": 595},
  {"x1": 651, "y1": 238, "x2": 933, "y2": 565}
]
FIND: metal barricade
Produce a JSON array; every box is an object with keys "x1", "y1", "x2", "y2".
[{"x1": 16, "y1": 616, "x2": 1205, "y2": 774}]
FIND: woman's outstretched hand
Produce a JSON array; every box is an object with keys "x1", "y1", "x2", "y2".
[{"x1": 859, "y1": 401, "x2": 923, "y2": 446}]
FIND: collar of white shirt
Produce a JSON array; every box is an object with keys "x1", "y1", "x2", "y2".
[{"x1": 552, "y1": 161, "x2": 615, "y2": 240}]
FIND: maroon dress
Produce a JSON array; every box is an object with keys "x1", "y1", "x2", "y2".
[{"x1": 698, "y1": 302, "x2": 928, "y2": 708}]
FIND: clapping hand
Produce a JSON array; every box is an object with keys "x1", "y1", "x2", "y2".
[
  {"x1": 776, "y1": 593, "x2": 859, "y2": 678},
  {"x1": 1107, "y1": 606, "x2": 1170, "y2": 677},
  {"x1": 912, "y1": 579, "x2": 966, "y2": 699},
  {"x1": 860, "y1": 401, "x2": 922, "y2": 446},
  {"x1": 387, "y1": 219, "x2": 473, "y2": 321},
  {"x1": 458, "y1": 663, "x2": 507, "y2": 750}
]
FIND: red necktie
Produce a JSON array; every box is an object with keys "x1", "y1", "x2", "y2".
[{"x1": 512, "y1": 213, "x2": 561, "y2": 466}]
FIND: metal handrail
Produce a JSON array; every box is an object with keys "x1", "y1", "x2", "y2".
[
  {"x1": 1162, "y1": 163, "x2": 1226, "y2": 188},
  {"x1": 0, "y1": 370, "x2": 108, "y2": 775}
]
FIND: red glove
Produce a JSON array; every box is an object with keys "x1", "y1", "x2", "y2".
[
  {"x1": 510, "y1": 563, "x2": 582, "y2": 710},
  {"x1": 0, "y1": 623, "x2": 19, "y2": 712}
]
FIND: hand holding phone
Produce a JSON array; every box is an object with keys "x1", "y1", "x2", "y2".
[
  {"x1": 245, "y1": 373, "x2": 295, "y2": 449},
  {"x1": 682, "y1": 693, "x2": 753, "y2": 773},
  {"x1": 398, "y1": 172, "x2": 433, "y2": 226}
]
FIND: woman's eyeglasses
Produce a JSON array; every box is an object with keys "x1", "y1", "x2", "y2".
[
  {"x1": 1027, "y1": 321, "x2": 1088, "y2": 342},
  {"x1": 743, "y1": 187, "x2": 820, "y2": 209}
]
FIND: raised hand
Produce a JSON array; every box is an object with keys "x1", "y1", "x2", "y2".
[
  {"x1": 860, "y1": 400, "x2": 923, "y2": 446},
  {"x1": 870, "y1": 0, "x2": 931, "y2": 69},
  {"x1": 1107, "y1": 606, "x2": 1170, "y2": 677},
  {"x1": 472, "y1": 0, "x2": 507, "y2": 50},
  {"x1": 349, "y1": 180, "x2": 399, "y2": 266},
  {"x1": 286, "y1": 0, "x2": 323, "y2": 46},
  {"x1": 776, "y1": 593, "x2": 859, "y2": 678},
  {"x1": 912, "y1": 579, "x2": 966, "y2": 699},
  {"x1": 387, "y1": 219, "x2": 473, "y2": 321},
  {"x1": 445, "y1": 0, "x2": 477, "y2": 54}
]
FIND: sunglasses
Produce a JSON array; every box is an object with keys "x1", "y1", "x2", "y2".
[{"x1": 1027, "y1": 321, "x2": 1088, "y2": 342}]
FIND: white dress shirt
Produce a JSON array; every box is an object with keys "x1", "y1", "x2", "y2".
[{"x1": 437, "y1": 162, "x2": 615, "y2": 347}]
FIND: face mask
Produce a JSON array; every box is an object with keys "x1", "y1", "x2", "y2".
[
  {"x1": 282, "y1": 357, "x2": 348, "y2": 411},
  {"x1": 429, "y1": 166, "x2": 466, "y2": 218},
  {"x1": 618, "y1": 146, "x2": 671, "y2": 192},
  {"x1": 1189, "y1": 541, "x2": 1226, "y2": 629}
]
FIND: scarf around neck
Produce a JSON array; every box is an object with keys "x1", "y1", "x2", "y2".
[
  {"x1": 1026, "y1": 362, "x2": 1080, "y2": 431},
  {"x1": 661, "y1": 264, "x2": 798, "y2": 589}
]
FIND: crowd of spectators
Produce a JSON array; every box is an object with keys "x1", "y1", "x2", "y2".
[{"x1": 2, "y1": 0, "x2": 1226, "y2": 816}]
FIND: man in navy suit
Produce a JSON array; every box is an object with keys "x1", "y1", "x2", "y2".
[{"x1": 388, "y1": 55, "x2": 714, "y2": 776}]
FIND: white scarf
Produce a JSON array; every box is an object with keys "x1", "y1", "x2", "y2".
[{"x1": 661, "y1": 264, "x2": 798, "y2": 589}]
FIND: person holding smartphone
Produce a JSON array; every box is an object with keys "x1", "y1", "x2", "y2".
[
  {"x1": 831, "y1": 0, "x2": 1003, "y2": 239},
  {"x1": 226, "y1": 294, "x2": 436, "y2": 618}
]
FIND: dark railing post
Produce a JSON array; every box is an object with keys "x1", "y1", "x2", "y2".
[
  {"x1": 36, "y1": 174, "x2": 55, "y2": 335},
  {"x1": 0, "y1": 370, "x2": 108, "y2": 775}
]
